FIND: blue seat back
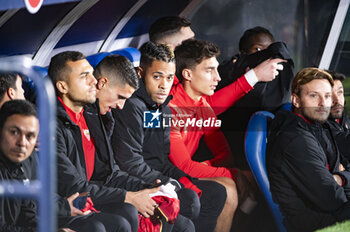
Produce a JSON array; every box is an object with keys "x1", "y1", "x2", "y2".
[
  {"x1": 110, "y1": 47, "x2": 141, "y2": 67},
  {"x1": 245, "y1": 111, "x2": 286, "y2": 232},
  {"x1": 86, "y1": 52, "x2": 111, "y2": 68}
]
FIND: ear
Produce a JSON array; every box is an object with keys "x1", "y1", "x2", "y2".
[
  {"x1": 56, "y1": 81, "x2": 68, "y2": 95},
  {"x1": 136, "y1": 67, "x2": 143, "y2": 79},
  {"x1": 7, "y1": 88, "x2": 16, "y2": 100},
  {"x1": 182, "y1": 68, "x2": 192, "y2": 81},
  {"x1": 291, "y1": 93, "x2": 300, "y2": 109},
  {"x1": 97, "y1": 77, "x2": 108, "y2": 90}
]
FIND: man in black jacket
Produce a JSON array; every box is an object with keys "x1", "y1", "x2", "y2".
[
  {"x1": 327, "y1": 70, "x2": 350, "y2": 161},
  {"x1": 0, "y1": 100, "x2": 129, "y2": 232},
  {"x1": 92, "y1": 54, "x2": 197, "y2": 231},
  {"x1": 112, "y1": 41, "x2": 227, "y2": 232},
  {"x1": 266, "y1": 68, "x2": 350, "y2": 231},
  {"x1": 48, "y1": 51, "x2": 166, "y2": 231},
  {"x1": 0, "y1": 72, "x2": 25, "y2": 108}
]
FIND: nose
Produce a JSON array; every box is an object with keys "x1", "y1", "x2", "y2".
[
  {"x1": 319, "y1": 95, "x2": 328, "y2": 107},
  {"x1": 213, "y1": 69, "x2": 221, "y2": 82},
  {"x1": 332, "y1": 91, "x2": 339, "y2": 105},
  {"x1": 116, "y1": 99, "x2": 126, "y2": 110},
  {"x1": 159, "y1": 78, "x2": 167, "y2": 89},
  {"x1": 89, "y1": 73, "x2": 97, "y2": 85},
  {"x1": 17, "y1": 134, "x2": 27, "y2": 147}
]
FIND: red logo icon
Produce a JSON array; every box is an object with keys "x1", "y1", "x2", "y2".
[{"x1": 24, "y1": 0, "x2": 43, "y2": 14}]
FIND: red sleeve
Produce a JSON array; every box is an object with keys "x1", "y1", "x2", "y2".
[
  {"x1": 203, "y1": 129, "x2": 234, "y2": 167},
  {"x1": 205, "y1": 75, "x2": 253, "y2": 115},
  {"x1": 169, "y1": 130, "x2": 238, "y2": 180}
]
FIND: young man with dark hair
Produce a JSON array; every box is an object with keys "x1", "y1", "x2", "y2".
[
  {"x1": 168, "y1": 38, "x2": 284, "y2": 231},
  {"x1": 93, "y1": 54, "x2": 139, "y2": 115},
  {"x1": 327, "y1": 70, "x2": 350, "y2": 162},
  {"x1": 0, "y1": 72, "x2": 25, "y2": 108},
  {"x1": 48, "y1": 51, "x2": 168, "y2": 232},
  {"x1": 0, "y1": 100, "x2": 128, "y2": 232},
  {"x1": 267, "y1": 68, "x2": 350, "y2": 231},
  {"x1": 328, "y1": 70, "x2": 349, "y2": 132},
  {"x1": 113, "y1": 41, "x2": 227, "y2": 232},
  {"x1": 149, "y1": 16, "x2": 194, "y2": 51}
]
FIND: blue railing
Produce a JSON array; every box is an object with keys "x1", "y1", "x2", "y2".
[{"x1": 0, "y1": 57, "x2": 57, "y2": 232}]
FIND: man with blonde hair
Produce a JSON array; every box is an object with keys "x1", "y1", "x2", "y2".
[{"x1": 267, "y1": 67, "x2": 350, "y2": 231}]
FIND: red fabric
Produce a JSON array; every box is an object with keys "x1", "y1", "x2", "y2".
[
  {"x1": 138, "y1": 215, "x2": 161, "y2": 232},
  {"x1": 153, "y1": 196, "x2": 180, "y2": 224},
  {"x1": 138, "y1": 196, "x2": 180, "y2": 232},
  {"x1": 58, "y1": 97, "x2": 95, "y2": 180},
  {"x1": 81, "y1": 197, "x2": 99, "y2": 213},
  {"x1": 204, "y1": 75, "x2": 253, "y2": 115},
  {"x1": 168, "y1": 78, "x2": 251, "y2": 180},
  {"x1": 179, "y1": 177, "x2": 202, "y2": 197}
]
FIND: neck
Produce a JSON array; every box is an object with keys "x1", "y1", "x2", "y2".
[
  {"x1": 61, "y1": 95, "x2": 84, "y2": 113},
  {"x1": 182, "y1": 81, "x2": 202, "y2": 102}
]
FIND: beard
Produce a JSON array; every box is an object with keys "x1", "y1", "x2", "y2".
[
  {"x1": 330, "y1": 103, "x2": 344, "y2": 119},
  {"x1": 301, "y1": 106, "x2": 330, "y2": 124}
]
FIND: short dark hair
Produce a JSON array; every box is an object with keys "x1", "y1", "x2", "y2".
[
  {"x1": 326, "y1": 70, "x2": 346, "y2": 82},
  {"x1": 93, "y1": 54, "x2": 139, "y2": 89},
  {"x1": 48, "y1": 51, "x2": 85, "y2": 85},
  {"x1": 0, "y1": 100, "x2": 37, "y2": 132},
  {"x1": 174, "y1": 38, "x2": 220, "y2": 82},
  {"x1": 239, "y1": 26, "x2": 274, "y2": 53},
  {"x1": 139, "y1": 41, "x2": 175, "y2": 74},
  {"x1": 0, "y1": 72, "x2": 21, "y2": 101},
  {"x1": 149, "y1": 16, "x2": 191, "y2": 43}
]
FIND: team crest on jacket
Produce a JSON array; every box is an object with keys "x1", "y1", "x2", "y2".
[{"x1": 83, "y1": 129, "x2": 91, "y2": 140}]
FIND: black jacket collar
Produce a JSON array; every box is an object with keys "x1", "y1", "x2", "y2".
[
  {"x1": 0, "y1": 151, "x2": 22, "y2": 171},
  {"x1": 134, "y1": 80, "x2": 173, "y2": 110}
]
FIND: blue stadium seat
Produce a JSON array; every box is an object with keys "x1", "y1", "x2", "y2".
[
  {"x1": 245, "y1": 111, "x2": 286, "y2": 232},
  {"x1": 110, "y1": 47, "x2": 141, "y2": 67},
  {"x1": 32, "y1": 65, "x2": 48, "y2": 78},
  {"x1": 280, "y1": 102, "x2": 292, "y2": 111},
  {"x1": 86, "y1": 52, "x2": 111, "y2": 68}
]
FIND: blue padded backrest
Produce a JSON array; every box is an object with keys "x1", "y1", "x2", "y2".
[
  {"x1": 245, "y1": 111, "x2": 286, "y2": 232},
  {"x1": 280, "y1": 102, "x2": 292, "y2": 111},
  {"x1": 110, "y1": 47, "x2": 141, "y2": 67},
  {"x1": 86, "y1": 52, "x2": 111, "y2": 68}
]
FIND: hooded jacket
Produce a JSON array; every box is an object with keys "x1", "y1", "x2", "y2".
[
  {"x1": 56, "y1": 99, "x2": 147, "y2": 206},
  {"x1": 266, "y1": 110, "x2": 350, "y2": 231},
  {"x1": 217, "y1": 41, "x2": 295, "y2": 169},
  {"x1": 112, "y1": 80, "x2": 189, "y2": 183},
  {"x1": 218, "y1": 41, "x2": 294, "y2": 109}
]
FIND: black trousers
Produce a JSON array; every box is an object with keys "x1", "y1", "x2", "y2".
[
  {"x1": 175, "y1": 180, "x2": 226, "y2": 232},
  {"x1": 97, "y1": 202, "x2": 139, "y2": 232},
  {"x1": 193, "y1": 180, "x2": 227, "y2": 232},
  {"x1": 64, "y1": 212, "x2": 132, "y2": 232}
]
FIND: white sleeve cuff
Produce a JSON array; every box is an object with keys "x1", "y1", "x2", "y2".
[{"x1": 245, "y1": 69, "x2": 259, "y2": 87}]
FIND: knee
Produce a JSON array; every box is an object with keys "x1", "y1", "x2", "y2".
[
  {"x1": 121, "y1": 203, "x2": 139, "y2": 225},
  {"x1": 174, "y1": 214, "x2": 195, "y2": 232},
  {"x1": 205, "y1": 181, "x2": 227, "y2": 208},
  {"x1": 113, "y1": 216, "x2": 132, "y2": 232},
  {"x1": 220, "y1": 178, "x2": 239, "y2": 207},
  {"x1": 177, "y1": 188, "x2": 201, "y2": 220},
  {"x1": 88, "y1": 220, "x2": 106, "y2": 232}
]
